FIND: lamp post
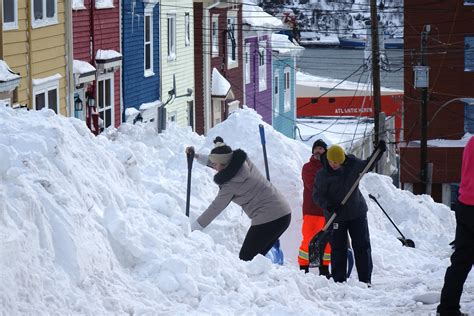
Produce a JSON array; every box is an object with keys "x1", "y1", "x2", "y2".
[{"x1": 421, "y1": 97, "x2": 474, "y2": 194}]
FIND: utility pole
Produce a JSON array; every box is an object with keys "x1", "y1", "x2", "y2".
[
  {"x1": 420, "y1": 25, "x2": 430, "y2": 194},
  {"x1": 370, "y1": 0, "x2": 382, "y2": 172}
]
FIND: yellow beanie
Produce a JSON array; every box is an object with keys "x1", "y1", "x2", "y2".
[{"x1": 327, "y1": 145, "x2": 345, "y2": 164}]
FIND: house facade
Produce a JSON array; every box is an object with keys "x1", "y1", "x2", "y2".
[
  {"x1": 242, "y1": 2, "x2": 282, "y2": 125},
  {"x1": 72, "y1": 0, "x2": 122, "y2": 134},
  {"x1": 401, "y1": 0, "x2": 474, "y2": 206},
  {"x1": 2, "y1": 0, "x2": 69, "y2": 114},
  {"x1": 159, "y1": 0, "x2": 195, "y2": 129},
  {"x1": 121, "y1": 0, "x2": 160, "y2": 123},
  {"x1": 271, "y1": 33, "x2": 303, "y2": 138}
]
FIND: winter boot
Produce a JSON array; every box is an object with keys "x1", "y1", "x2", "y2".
[
  {"x1": 319, "y1": 265, "x2": 331, "y2": 279},
  {"x1": 300, "y1": 265, "x2": 309, "y2": 274}
]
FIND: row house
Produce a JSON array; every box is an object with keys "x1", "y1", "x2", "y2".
[
  {"x1": 72, "y1": 0, "x2": 122, "y2": 135},
  {"x1": 122, "y1": 0, "x2": 160, "y2": 123},
  {"x1": 242, "y1": 2, "x2": 282, "y2": 125},
  {"x1": 2, "y1": 0, "x2": 69, "y2": 114},
  {"x1": 159, "y1": 0, "x2": 195, "y2": 128},
  {"x1": 271, "y1": 33, "x2": 303, "y2": 138},
  {"x1": 401, "y1": 0, "x2": 474, "y2": 205}
]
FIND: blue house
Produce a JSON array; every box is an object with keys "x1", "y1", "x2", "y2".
[
  {"x1": 271, "y1": 33, "x2": 304, "y2": 138},
  {"x1": 122, "y1": 0, "x2": 161, "y2": 122}
]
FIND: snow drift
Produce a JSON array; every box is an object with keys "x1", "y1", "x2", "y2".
[{"x1": 0, "y1": 106, "x2": 472, "y2": 315}]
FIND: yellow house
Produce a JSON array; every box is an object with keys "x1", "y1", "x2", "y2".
[{"x1": 2, "y1": 0, "x2": 71, "y2": 115}]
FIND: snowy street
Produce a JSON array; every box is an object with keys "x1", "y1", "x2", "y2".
[{"x1": 0, "y1": 107, "x2": 472, "y2": 315}]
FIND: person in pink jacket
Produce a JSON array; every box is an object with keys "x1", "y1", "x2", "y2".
[{"x1": 437, "y1": 136, "x2": 474, "y2": 316}]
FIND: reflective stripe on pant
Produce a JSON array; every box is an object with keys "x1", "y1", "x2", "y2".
[{"x1": 298, "y1": 214, "x2": 331, "y2": 266}]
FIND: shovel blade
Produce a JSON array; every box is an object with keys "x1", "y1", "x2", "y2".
[
  {"x1": 398, "y1": 237, "x2": 415, "y2": 248},
  {"x1": 308, "y1": 229, "x2": 332, "y2": 268}
]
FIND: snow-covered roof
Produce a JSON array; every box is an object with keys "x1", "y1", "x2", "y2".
[
  {"x1": 297, "y1": 71, "x2": 403, "y2": 93},
  {"x1": 271, "y1": 34, "x2": 304, "y2": 56},
  {"x1": 404, "y1": 134, "x2": 473, "y2": 148},
  {"x1": 95, "y1": 49, "x2": 122, "y2": 61},
  {"x1": 0, "y1": 60, "x2": 20, "y2": 82},
  {"x1": 73, "y1": 60, "x2": 96, "y2": 75},
  {"x1": 211, "y1": 68, "x2": 231, "y2": 98},
  {"x1": 242, "y1": 0, "x2": 282, "y2": 29}
]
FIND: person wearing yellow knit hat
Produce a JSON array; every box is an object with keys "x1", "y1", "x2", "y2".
[{"x1": 313, "y1": 140, "x2": 386, "y2": 286}]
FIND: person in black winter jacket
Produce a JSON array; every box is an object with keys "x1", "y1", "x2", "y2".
[{"x1": 313, "y1": 141, "x2": 386, "y2": 285}]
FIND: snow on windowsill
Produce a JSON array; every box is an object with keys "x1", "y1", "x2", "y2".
[
  {"x1": 95, "y1": 0, "x2": 114, "y2": 9},
  {"x1": 32, "y1": 74, "x2": 62, "y2": 86},
  {"x1": 0, "y1": 60, "x2": 21, "y2": 82},
  {"x1": 31, "y1": 17, "x2": 58, "y2": 29},
  {"x1": 144, "y1": 70, "x2": 155, "y2": 78}
]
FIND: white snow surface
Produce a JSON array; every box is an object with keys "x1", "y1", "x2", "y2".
[
  {"x1": 96, "y1": 49, "x2": 122, "y2": 60},
  {"x1": 243, "y1": 0, "x2": 283, "y2": 29},
  {"x1": 211, "y1": 68, "x2": 231, "y2": 97},
  {"x1": 0, "y1": 60, "x2": 20, "y2": 82},
  {"x1": 272, "y1": 34, "x2": 305, "y2": 56},
  {"x1": 1, "y1": 107, "x2": 473, "y2": 315},
  {"x1": 73, "y1": 60, "x2": 96, "y2": 74}
]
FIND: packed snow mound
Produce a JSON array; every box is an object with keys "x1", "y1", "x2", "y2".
[{"x1": 1, "y1": 107, "x2": 472, "y2": 315}]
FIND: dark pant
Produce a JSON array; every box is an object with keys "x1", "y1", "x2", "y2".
[
  {"x1": 331, "y1": 215, "x2": 372, "y2": 283},
  {"x1": 239, "y1": 214, "x2": 291, "y2": 261},
  {"x1": 437, "y1": 201, "x2": 474, "y2": 315}
]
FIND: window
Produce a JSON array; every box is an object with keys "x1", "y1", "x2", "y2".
[
  {"x1": 97, "y1": 75, "x2": 114, "y2": 131},
  {"x1": 465, "y1": 0, "x2": 474, "y2": 5},
  {"x1": 185, "y1": 13, "x2": 190, "y2": 47},
  {"x1": 212, "y1": 15, "x2": 219, "y2": 57},
  {"x1": 284, "y1": 67, "x2": 291, "y2": 112},
  {"x1": 227, "y1": 13, "x2": 238, "y2": 68},
  {"x1": 33, "y1": 81, "x2": 59, "y2": 113},
  {"x1": 3, "y1": 0, "x2": 18, "y2": 30},
  {"x1": 167, "y1": 14, "x2": 176, "y2": 60},
  {"x1": 245, "y1": 44, "x2": 251, "y2": 84},
  {"x1": 258, "y1": 41, "x2": 267, "y2": 91},
  {"x1": 31, "y1": 0, "x2": 57, "y2": 28},
  {"x1": 144, "y1": 12, "x2": 154, "y2": 75},
  {"x1": 274, "y1": 72, "x2": 279, "y2": 116},
  {"x1": 188, "y1": 101, "x2": 194, "y2": 130},
  {"x1": 465, "y1": 36, "x2": 474, "y2": 72}
]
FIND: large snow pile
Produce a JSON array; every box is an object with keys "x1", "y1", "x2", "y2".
[{"x1": 1, "y1": 107, "x2": 472, "y2": 315}]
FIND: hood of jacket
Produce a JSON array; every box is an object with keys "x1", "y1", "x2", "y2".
[{"x1": 214, "y1": 149, "x2": 247, "y2": 185}]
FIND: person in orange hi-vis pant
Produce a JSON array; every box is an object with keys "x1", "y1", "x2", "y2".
[{"x1": 298, "y1": 139, "x2": 331, "y2": 277}]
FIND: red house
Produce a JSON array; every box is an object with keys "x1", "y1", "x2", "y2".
[
  {"x1": 72, "y1": 0, "x2": 122, "y2": 135},
  {"x1": 401, "y1": 0, "x2": 474, "y2": 205}
]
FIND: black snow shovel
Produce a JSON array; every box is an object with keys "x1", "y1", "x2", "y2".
[
  {"x1": 308, "y1": 146, "x2": 383, "y2": 267},
  {"x1": 185, "y1": 150, "x2": 194, "y2": 217},
  {"x1": 368, "y1": 194, "x2": 415, "y2": 248}
]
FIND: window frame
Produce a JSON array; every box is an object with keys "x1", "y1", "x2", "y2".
[
  {"x1": 167, "y1": 13, "x2": 176, "y2": 61},
  {"x1": 211, "y1": 15, "x2": 219, "y2": 57},
  {"x1": 284, "y1": 67, "x2": 291, "y2": 112},
  {"x1": 245, "y1": 43, "x2": 251, "y2": 84},
  {"x1": 258, "y1": 41, "x2": 267, "y2": 92},
  {"x1": 3, "y1": 0, "x2": 18, "y2": 30},
  {"x1": 227, "y1": 11, "x2": 238, "y2": 69},
  {"x1": 33, "y1": 79, "x2": 59, "y2": 113},
  {"x1": 185, "y1": 12, "x2": 191, "y2": 47},
  {"x1": 31, "y1": 0, "x2": 58, "y2": 28},
  {"x1": 96, "y1": 73, "x2": 115, "y2": 131},
  {"x1": 465, "y1": 36, "x2": 474, "y2": 72},
  {"x1": 144, "y1": 8, "x2": 154, "y2": 76},
  {"x1": 274, "y1": 71, "x2": 279, "y2": 116}
]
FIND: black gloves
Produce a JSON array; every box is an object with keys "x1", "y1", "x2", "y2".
[{"x1": 377, "y1": 140, "x2": 387, "y2": 153}]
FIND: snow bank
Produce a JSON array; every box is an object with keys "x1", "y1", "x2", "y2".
[{"x1": 1, "y1": 107, "x2": 472, "y2": 315}]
